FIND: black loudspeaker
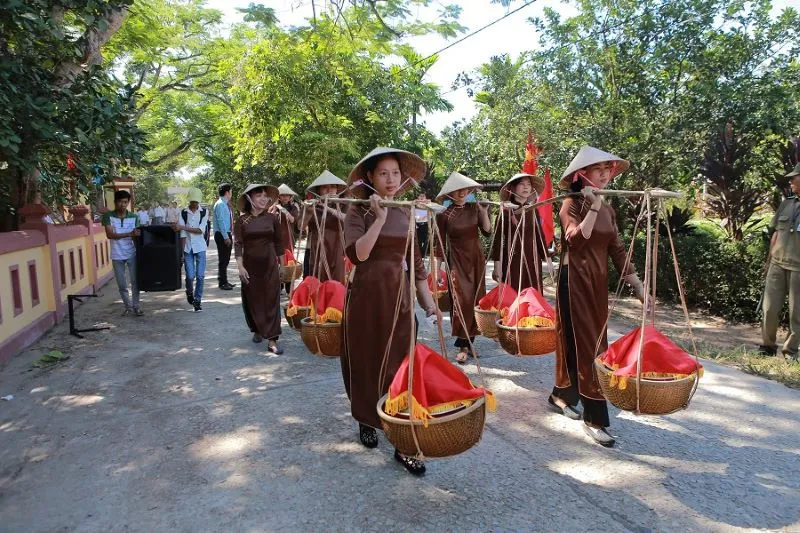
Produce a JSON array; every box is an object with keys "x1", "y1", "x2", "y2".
[{"x1": 137, "y1": 225, "x2": 182, "y2": 291}]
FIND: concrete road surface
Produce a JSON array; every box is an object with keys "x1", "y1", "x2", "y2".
[{"x1": 1, "y1": 244, "x2": 798, "y2": 532}]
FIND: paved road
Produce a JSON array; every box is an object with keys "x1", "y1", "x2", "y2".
[{"x1": 1, "y1": 243, "x2": 798, "y2": 532}]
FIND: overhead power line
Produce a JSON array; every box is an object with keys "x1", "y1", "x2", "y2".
[{"x1": 400, "y1": 0, "x2": 538, "y2": 73}]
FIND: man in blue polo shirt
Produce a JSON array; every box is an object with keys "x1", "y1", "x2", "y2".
[
  {"x1": 213, "y1": 183, "x2": 235, "y2": 290},
  {"x1": 102, "y1": 190, "x2": 143, "y2": 316}
]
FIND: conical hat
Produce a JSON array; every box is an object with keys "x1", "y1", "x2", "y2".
[
  {"x1": 558, "y1": 146, "x2": 629, "y2": 191},
  {"x1": 236, "y1": 183, "x2": 279, "y2": 214},
  {"x1": 436, "y1": 172, "x2": 482, "y2": 202},
  {"x1": 278, "y1": 183, "x2": 298, "y2": 196},
  {"x1": 307, "y1": 170, "x2": 347, "y2": 194},
  {"x1": 499, "y1": 173, "x2": 545, "y2": 202},
  {"x1": 785, "y1": 163, "x2": 800, "y2": 178},
  {"x1": 347, "y1": 147, "x2": 427, "y2": 199}
]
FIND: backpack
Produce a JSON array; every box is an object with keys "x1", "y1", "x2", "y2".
[{"x1": 182, "y1": 208, "x2": 211, "y2": 245}]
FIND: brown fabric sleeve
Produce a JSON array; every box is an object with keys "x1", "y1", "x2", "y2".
[
  {"x1": 477, "y1": 204, "x2": 492, "y2": 238},
  {"x1": 608, "y1": 207, "x2": 635, "y2": 276},
  {"x1": 489, "y1": 207, "x2": 508, "y2": 260},
  {"x1": 273, "y1": 214, "x2": 283, "y2": 256},
  {"x1": 233, "y1": 215, "x2": 244, "y2": 258},
  {"x1": 534, "y1": 215, "x2": 549, "y2": 259},
  {"x1": 344, "y1": 205, "x2": 368, "y2": 265},
  {"x1": 433, "y1": 211, "x2": 447, "y2": 259},
  {"x1": 560, "y1": 198, "x2": 590, "y2": 250}
]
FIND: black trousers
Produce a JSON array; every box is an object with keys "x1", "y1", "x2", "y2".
[
  {"x1": 416, "y1": 223, "x2": 429, "y2": 257},
  {"x1": 302, "y1": 246, "x2": 311, "y2": 277},
  {"x1": 454, "y1": 337, "x2": 475, "y2": 348},
  {"x1": 214, "y1": 231, "x2": 232, "y2": 286},
  {"x1": 551, "y1": 266, "x2": 610, "y2": 427}
]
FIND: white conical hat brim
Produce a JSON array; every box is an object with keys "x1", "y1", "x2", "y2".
[
  {"x1": 558, "y1": 146, "x2": 629, "y2": 190},
  {"x1": 499, "y1": 173, "x2": 545, "y2": 201},
  {"x1": 307, "y1": 170, "x2": 347, "y2": 193},
  {"x1": 236, "y1": 183, "x2": 279, "y2": 213},
  {"x1": 347, "y1": 147, "x2": 427, "y2": 199},
  {"x1": 278, "y1": 184, "x2": 298, "y2": 196},
  {"x1": 786, "y1": 164, "x2": 800, "y2": 178},
  {"x1": 436, "y1": 172, "x2": 482, "y2": 201}
]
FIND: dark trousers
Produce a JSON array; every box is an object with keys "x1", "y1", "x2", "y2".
[
  {"x1": 214, "y1": 231, "x2": 232, "y2": 286},
  {"x1": 416, "y1": 223, "x2": 429, "y2": 257},
  {"x1": 303, "y1": 246, "x2": 311, "y2": 277},
  {"x1": 454, "y1": 337, "x2": 475, "y2": 348},
  {"x1": 551, "y1": 266, "x2": 610, "y2": 427}
]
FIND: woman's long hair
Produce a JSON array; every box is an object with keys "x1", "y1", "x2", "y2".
[{"x1": 569, "y1": 175, "x2": 584, "y2": 193}]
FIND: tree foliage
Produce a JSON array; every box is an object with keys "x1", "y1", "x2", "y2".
[
  {"x1": 0, "y1": 0, "x2": 146, "y2": 229},
  {"x1": 437, "y1": 0, "x2": 800, "y2": 233}
]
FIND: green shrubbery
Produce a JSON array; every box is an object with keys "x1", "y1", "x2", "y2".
[{"x1": 612, "y1": 223, "x2": 770, "y2": 323}]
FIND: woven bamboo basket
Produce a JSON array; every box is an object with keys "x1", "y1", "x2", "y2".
[
  {"x1": 281, "y1": 263, "x2": 303, "y2": 282},
  {"x1": 474, "y1": 307, "x2": 500, "y2": 339},
  {"x1": 434, "y1": 290, "x2": 451, "y2": 312},
  {"x1": 495, "y1": 320, "x2": 556, "y2": 356},
  {"x1": 594, "y1": 359, "x2": 697, "y2": 414},
  {"x1": 377, "y1": 394, "x2": 486, "y2": 458},
  {"x1": 283, "y1": 305, "x2": 311, "y2": 330},
  {"x1": 300, "y1": 317, "x2": 342, "y2": 358}
]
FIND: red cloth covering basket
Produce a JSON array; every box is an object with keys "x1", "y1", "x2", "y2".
[
  {"x1": 427, "y1": 270, "x2": 449, "y2": 293},
  {"x1": 598, "y1": 325, "x2": 704, "y2": 389},
  {"x1": 287, "y1": 276, "x2": 320, "y2": 316},
  {"x1": 284, "y1": 248, "x2": 298, "y2": 265},
  {"x1": 310, "y1": 280, "x2": 346, "y2": 323},
  {"x1": 478, "y1": 283, "x2": 518, "y2": 312},
  {"x1": 501, "y1": 288, "x2": 555, "y2": 328},
  {"x1": 384, "y1": 344, "x2": 496, "y2": 427}
]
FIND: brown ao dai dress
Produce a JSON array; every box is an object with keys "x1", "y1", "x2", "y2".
[
  {"x1": 490, "y1": 201, "x2": 548, "y2": 293},
  {"x1": 342, "y1": 205, "x2": 427, "y2": 428},
  {"x1": 234, "y1": 212, "x2": 283, "y2": 341},
  {"x1": 551, "y1": 198, "x2": 634, "y2": 427},
  {"x1": 434, "y1": 203, "x2": 489, "y2": 346},
  {"x1": 307, "y1": 204, "x2": 346, "y2": 283}
]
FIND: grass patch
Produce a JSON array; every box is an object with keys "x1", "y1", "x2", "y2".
[
  {"x1": 697, "y1": 344, "x2": 800, "y2": 389},
  {"x1": 33, "y1": 349, "x2": 70, "y2": 368}
]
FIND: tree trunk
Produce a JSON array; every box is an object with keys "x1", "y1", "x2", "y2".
[{"x1": 53, "y1": 6, "x2": 130, "y2": 88}]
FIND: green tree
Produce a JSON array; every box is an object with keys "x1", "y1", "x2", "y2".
[
  {"x1": 0, "y1": 0, "x2": 145, "y2": 229},
  {"x1": 441, "y1": 0, "x2": 800, "y2": 203}
]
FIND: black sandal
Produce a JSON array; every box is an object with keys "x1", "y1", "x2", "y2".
[
  {"x1": 359, "y1": 424, "x2": 378, "y2": 448},
  {"x1": 394, "y1": 449, "x2": 426, "y2": 476},
  {"x1": 267, "y1": 342, "x2": 283, "y2": 355}
]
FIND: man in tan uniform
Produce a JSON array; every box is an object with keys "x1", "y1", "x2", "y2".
[{"x1": 761, "y1": 163, "x2": 800, "y2": 360}]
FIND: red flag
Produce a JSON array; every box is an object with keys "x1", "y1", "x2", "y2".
[
  {"x1": 537, "y1": 168, "x2": 554, "y2": 248},
  {"x1": 522, "y1": 138, "x2": 539, "y2": 176}
]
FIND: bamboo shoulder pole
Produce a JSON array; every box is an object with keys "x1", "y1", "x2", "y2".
[{"x1": 304, "y1": 188, "x2": 684, "y2": 212}]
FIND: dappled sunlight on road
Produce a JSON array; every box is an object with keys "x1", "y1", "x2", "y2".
[{"x1": 1, "y1": 241, "x2": 798, "y2": 531}]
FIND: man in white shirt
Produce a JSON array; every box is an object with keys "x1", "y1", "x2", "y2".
[
  {"x1": 165, "y1": 201, "x2": 180, "y2": 224},
  {"x1": 137, "y1": 206, "x2": 150, "y2": 226},
  {"x1": 153, "y1": 203, "x2": 166, "y2": 225},
  {"x1": 174, "y1": 188, "x2": 209, "y2": 312}
]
